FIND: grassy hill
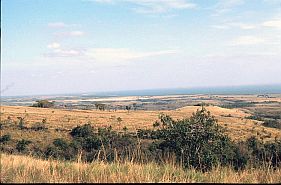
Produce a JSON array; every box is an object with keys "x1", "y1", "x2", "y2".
[{"x1": 1, "y1": 105, "x2": 280, "y2": 142}]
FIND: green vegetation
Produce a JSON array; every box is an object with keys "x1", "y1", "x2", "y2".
[
  {"x1": 262, "y1": 119, "x2": 281, "y2": 129},
  {"x1": 1, "y1": 107, "x2": 280, "y2": 173},
  {"x1": 16, "y1": 139, "x2": 32, "y2": 152},
  {"x1": 31, "y1": 100, "x2": 55, "y2": 108},
  {"x1": 220, "y1": 101, "x2": 255, "y2": 109},
  {"x1": 1, "y1": 106, "x2": 281, "y2": 184}
]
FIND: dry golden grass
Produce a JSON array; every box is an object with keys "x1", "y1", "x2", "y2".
[
  {"x1": 1, "y1": 153, "x2": 280, "y2": 183},
  {"x1": 1, "y1": 105, "x2": 281, "y2": 141}
]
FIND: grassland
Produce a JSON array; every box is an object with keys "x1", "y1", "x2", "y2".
[
  {"x1": 1, "y1": 153, "x2": 281, "y2": 183},
  {"x1": 1, "y1": 94, "x2": 281, "y2": 183},
  {"x1": 1, "y1": 105, "x2": 281, "y2": 143}
]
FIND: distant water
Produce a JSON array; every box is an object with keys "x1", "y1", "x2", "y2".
[
  {"x1": 1, "y1": 84, "x2": 281, "y2": 98},
  {"x1": 88, "y1": 84, "x2": 281, "y2": 97}
]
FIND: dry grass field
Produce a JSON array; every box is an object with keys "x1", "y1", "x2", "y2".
[
  {"x1": 1, "y1": 96, "x2": 281, "y2": 183},
  {"x1": 1, "y1": 105, "x2": 281, "y2": 142},
  {"x1": 1, "y1": 153, "x2": 280, "y2": 183}
]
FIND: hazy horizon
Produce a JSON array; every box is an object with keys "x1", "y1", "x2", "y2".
[
  {"x1": 2, "y1": 83, "x2": 281, "y2": 98},
  {"x1": 1, "y1": 0, "x2": 281, "y2": 96}
]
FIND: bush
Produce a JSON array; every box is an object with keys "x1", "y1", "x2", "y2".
[
  {"x1": 53, "y1": 138, "x2": 69, "y2": 149},
  {"x1": 16, "y1": 139, "x2": 32, "y2": 152},
  {"x1": 45, "y1": 138, "x2": 78, "y2": 160},
  {"x1": 262, "y1": 119, "x2": 281, "y2": 129},
  {"x1": 142, "y1": 107, "x2": 241, "y2": 171},
  {"x1": 31, "y1": 100, "x2": 55, "y2": 108},
  {"x1": 81, "y1": 136, "x2": 102, "y2": 152},
  {"x1": 31, "y1": 122, "x2": 48, "y2": 131},
  {"x1": 70, "y1": 124, "x2": 94, "y2": 138},
  {"x1": 0, "y1": 134, "x2": 11, "y2": 143},
  {"x1": 246, "y1": 136, "x2": 281, "y2": 167}
]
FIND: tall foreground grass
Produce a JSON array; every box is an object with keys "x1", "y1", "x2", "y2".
[{"x1": 1, "y1": 153, "x2": 280, "y2": 183}]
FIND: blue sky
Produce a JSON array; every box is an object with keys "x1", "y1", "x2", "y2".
[{"x1": 1, "y1": 0, "x2": 281, "y2": 96}]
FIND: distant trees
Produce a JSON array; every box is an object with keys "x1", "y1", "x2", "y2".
[
  {"x1": 31, "y1": 100, "x2": 55, "y2": 108},
  {"x1": 95, "y1": 103, "x2": 106, "y2": 111},
  {"x1": 125, "y1": 106, "x2": 131, "y2": 113}
]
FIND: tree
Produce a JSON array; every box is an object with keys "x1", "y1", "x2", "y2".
[
  {"x1": 17, "y1": 117, "x2": 25, "y2": 130},
  {"x1": 125, "y1": 106, "x2": 131, "y2": 113},
  {"x1": 95, "y1": 103, "x2": 106, "y2": 111},
  {"x1": 149, "y1": 107, "x2": 237, "y2": 171},
  {"x1": 123, "y1": 126, "x2": 128, "y2": 134}
]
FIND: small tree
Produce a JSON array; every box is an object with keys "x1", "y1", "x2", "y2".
[
  {"x1": 125, "y1": 106, "x2": 131, "y2": 113},
  {"x1": 123, "y1": 126, "x2": 128, "y2": 134},
  {"x1": 117, "y1": 117, "x2": 122, "y2": 130},
  {"x1": 17, "y1": 117, "x2": 25, "y2": 130}
]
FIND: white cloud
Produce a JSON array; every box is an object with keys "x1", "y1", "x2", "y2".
[
  {"x1": 230, "y1": 36, "x2": 265, "y2": 46},
  {"x1": 54, "y1": 30, "x2": 85, "y2": 37},
  {"x1": 91, "y1": 0, "x2": 196, "y2": 13},
  {"x1": 262, "y1": 18, "x2": 281, "y2": 29},
  {"x1": 45, "y1": 48, "x2": 84, "y2": 57},
  {"x1": 47, "y1": 42, "x2": 61, "y2": 49},
  {"x1": 45, "y1": 46, "x2": 177, "y2": 62},
  {"x1": 85, "y1": 48, "x2": 178, "y2": 63},
  {"x1": 212, "y1": 22, "x2": 256, "y2": 30},
  {"x1": 231, "y1": 23, "x2": 256, "y2": 30}
]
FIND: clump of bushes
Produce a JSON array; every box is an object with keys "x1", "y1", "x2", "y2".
[
  {"x1": 31, "y1": 100, "x2": 55, "y2": 108},
  {"x1": 16, "y1": 139, "x2": 32, "y2": 152},
  {"x1": 137, "y1": 107, "x2": 244, "y2": 171},
  {"x1": 0, "y1": 134, "x2": 11, "y2": 144},
  {"x1": 262, "y1": 119, "x2": 281, "y2": 129}
]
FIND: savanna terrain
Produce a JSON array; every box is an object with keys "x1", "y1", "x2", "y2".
[{"x1": 1, "y1": 93, "x2": 281, "y2": 183}]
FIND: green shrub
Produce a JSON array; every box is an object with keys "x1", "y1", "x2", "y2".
[
  {"x1": 262, "y1": 119, "x2": 281, "y2": 129},
  {"x1": 0, "y1": 134, "x2": 11, "y2": 143},
  {"x1": 31, "y1": 100, "x2": 55, "y2": 108},
  {"x1": 142, "y1": 107, "x2": 243, "y2": 171},
  {"x1": 81, "y1": 136, "x2": 102, "y2": 152},
  {"x1": 53, "y1": 138, "x2": 69, "y2": 149},
  {"x1": 70, "y1": 124, "x2": 94, "y2": 138},
  {"x1": 16, "y1": 139, "x2": 32, "y2": 152}
]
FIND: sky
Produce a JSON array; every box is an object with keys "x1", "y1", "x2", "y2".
[{"x1": 1, "y1": 0, "x2": 281, "y2": 96}]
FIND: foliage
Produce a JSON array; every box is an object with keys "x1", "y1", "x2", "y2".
[
  {"x1": 31, "y1": 100, "x2": 55, "y2": 108},
  {"x1": 17, "y1": 117, "x2": 26, "y2": 130},
  {"x1": 0, "y1": 134, "x2": 11, "y2": 143},
  {"x1": 245, "y1": 136, "x2": 281, "y2": 167},
  {"x1": 70, "y1": 124, "x2": 94, "y2": 138},
  {"x1": 262, "y1": 119, "x2": 281, "y2": 129},
  {"x1": 16, "y1": 139, "x2": 32, "y2": 152},
  {"x1": 138, "y1": 107, "x2": 247, "y2": 171}
]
